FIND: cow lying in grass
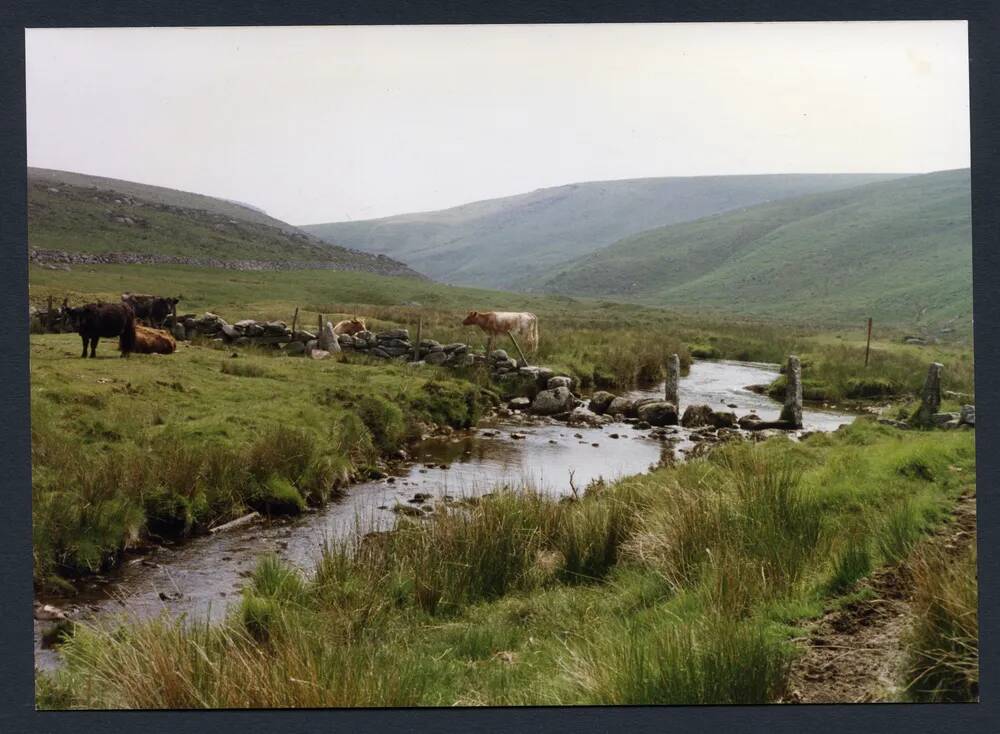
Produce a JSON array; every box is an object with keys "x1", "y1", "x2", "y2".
[
  {"x1": 462, "y1": 311, "x2": 539, "y2": 353},
  {"x1": 129, "y1": 325, "x2": 177, "y2": 355},
  {"x1": 333, "y1": 318, "x2": 367, "y2": 336},
  {"x1": 66, "y1": 302, "x2": 137, "y2": 358}
]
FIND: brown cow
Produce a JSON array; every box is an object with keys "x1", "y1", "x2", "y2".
[
  {"x1": 65, "y1": 302, "x2": 137, "y2": 358},
  {"x1": 130, "y1": 325, "x2": 176, "y2": 355},
  {"x1": 462, "y1": 311, "x2": 539, "y2": 353},
  {"x1": 333, "y1": 318, "x2": 367, "y2": 336}
]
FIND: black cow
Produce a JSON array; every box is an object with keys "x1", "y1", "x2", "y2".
[
  {"x1": 65, "y1": 303, "x2": 137, "y2": 358},
  {"x1": 121, "y1": 293, "x2": 181, "y2": 328}
]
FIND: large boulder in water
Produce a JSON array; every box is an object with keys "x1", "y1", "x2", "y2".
[
  {"x1": 636, "y1": 401, "x2": 679, "y2": 427},
  {"x1": 606, "y1": 396, "x2": 636, "y2": 418},
  {"x1": 589, "y1": 391, "x2": 616, "y2": 415},
  {"x1": 531, "y1": 386, "x2": 575, "y2": 416},
  {"x1": 567, "y1": 406, "x2": 611, "y2": 427},
  {"x1": 681, "y1": 404, "x2": 715, "y2": 428},
  {"x1": 711, "y1": 411, "x2": 738, "y2": 429}
]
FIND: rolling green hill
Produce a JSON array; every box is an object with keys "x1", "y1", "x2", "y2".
[
  {"x1": 302, "y1": 173, "x2": 907, "y2": 289},
  {"x1": 27, "y1": 168, "x2": 422, "y2": 277},
  {"x1": 542, "y1": 169, "x2": 972, "y2": 330}
]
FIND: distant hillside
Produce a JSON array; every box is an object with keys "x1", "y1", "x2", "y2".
[
  {"x1": 542, "y1": 169, "x2": 971, "y2": 329},
  {"x1": 27, "y1": 168, "x2": 423, "y2": 278},
  {"x1": 302, "y1": 173, "x2": 908, "y2": 289}
]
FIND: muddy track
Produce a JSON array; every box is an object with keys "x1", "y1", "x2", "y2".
[{"x1": 784, "y1": 488, "x2": 977, "y2": 703}]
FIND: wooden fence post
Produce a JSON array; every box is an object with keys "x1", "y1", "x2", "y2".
[
  {"x1": 864, "y1": 317, "x2": 873, "y2": 368},
  {"x1": 413, "y1": 317, "x2": 423, "y2": 361},
  {"x1": 291, "y1": 307, "x2": 299, "y2": 337},
  {"x1": 507, "y1": 331, "x2": 529, "y2": 367}
]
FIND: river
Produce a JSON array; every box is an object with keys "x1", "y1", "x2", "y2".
[{"x1": 34, "y1": 359, "x2": 853, "y2": 670}]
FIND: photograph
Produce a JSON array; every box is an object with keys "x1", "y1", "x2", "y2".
[{"x1": 25, "y1": 21, "x2": 976, "y2": 708}]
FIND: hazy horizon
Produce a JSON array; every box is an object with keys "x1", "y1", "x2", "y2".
[{"x1": 26, "y1": 22, "x2": 970, "y2": 225}]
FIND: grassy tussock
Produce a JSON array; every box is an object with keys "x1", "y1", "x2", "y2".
[
  {"x1": 903, "y1": 544, "x2": 978, "y2": 702},
  {"x1": 567, "y1": 613, "x2": 792, "y2": 704},
  {"x1": 313, "y1": 488, "x2": 636, "y2": 617},
  {"x1": 39, "y1": 421, "x2": 976, "y2": 707},
  {"x1": 624, "y1": 445, "x2": 822, "y2": 616},
  {"x1": 220, "y1": 360, "x2": 269, "y2": 378}
]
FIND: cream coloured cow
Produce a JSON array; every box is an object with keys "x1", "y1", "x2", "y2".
[{"x1": 462, "y1": 311, "x2": 538, "y2": 353}]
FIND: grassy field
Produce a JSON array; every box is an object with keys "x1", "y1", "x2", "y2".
[
  {"x1": 30, "y1": 263, "x2": 975, "y2": 398},
  {"x1": 37, "y1": 420, "x2": 976, "y2": 707}
]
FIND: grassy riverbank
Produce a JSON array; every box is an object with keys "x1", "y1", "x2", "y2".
[
  {"x1": 31, "y1": 334, "x2": 490, "y2": 586},
  {"x1": 37, "y1": 419, "x2": 976, "y2": 707}
]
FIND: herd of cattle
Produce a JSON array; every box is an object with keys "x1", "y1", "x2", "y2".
[{"x1": 43, "y1": 292, "x2": 541, "y2": 361}]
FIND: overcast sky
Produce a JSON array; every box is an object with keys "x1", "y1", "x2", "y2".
[{"x1": 26, "y1": 22, "x2": 969, "y2": 224}]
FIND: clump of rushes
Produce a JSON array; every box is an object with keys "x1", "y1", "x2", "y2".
[{"x1": 902, "y1": 544, "x2": 978, "y2": 702}]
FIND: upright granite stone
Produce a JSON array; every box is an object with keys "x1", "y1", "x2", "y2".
[
  {"x1": 318, "y1": 321, "x2": 342, "y2": 353},
  {"x1": 779, "y1": 355, "x2": 803, "y2": 428},
  {"x1": 665, "y1": 353, "x2": 680, "y2": 409},
  {"x1": 912, "y1": 362, "x2": 943, "y2": 426}
]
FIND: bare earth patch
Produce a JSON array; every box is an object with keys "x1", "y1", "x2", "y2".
[{"x1": 784, "y1": 490, "x2": 976, "y2": 703}]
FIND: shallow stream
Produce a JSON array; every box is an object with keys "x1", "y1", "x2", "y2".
[{"x1": 35, "y1": 359, "x2": 853, "y2": 670}]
